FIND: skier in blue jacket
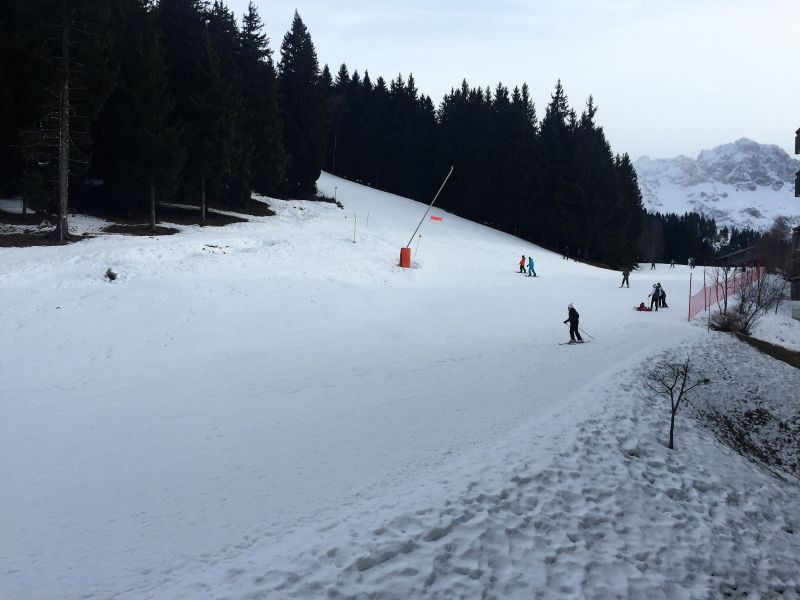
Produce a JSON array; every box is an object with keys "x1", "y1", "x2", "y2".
[{"x1": 527, "y1": 256, "x2": 537, "y2": 277}]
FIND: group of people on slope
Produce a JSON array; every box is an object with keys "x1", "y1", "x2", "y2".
[
  {"x1": 561, "y1": 246, "x2": 582, "y2": 262},
  {"x1": 620, "y1": 268, "x2": 668, "y2": 312},
  {"x1": 641, "y1": 282, "x2": 667, "y2": 311},
  {"x1": 518, "y1": 255, "x2": 537, "y2": 277}
]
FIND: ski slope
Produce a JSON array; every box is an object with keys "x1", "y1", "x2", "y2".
[{"x1": 1, "y1": 173, "x2": 798, "y2": 599}]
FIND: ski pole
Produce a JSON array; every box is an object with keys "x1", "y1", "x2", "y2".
[{"x1": 579, "y1": 327, "x2": 595, "y2": 340}]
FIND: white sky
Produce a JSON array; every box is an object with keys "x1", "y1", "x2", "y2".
[{"x1": 226, "y1": 0, "x2": 799, "y2": 161}]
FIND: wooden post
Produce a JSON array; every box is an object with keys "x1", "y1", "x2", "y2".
[{"x1": 687, "y1": 272, "x2": 692, "y2": 321}]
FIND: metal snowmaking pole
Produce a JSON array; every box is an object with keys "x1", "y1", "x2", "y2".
[{"x1": 406, "y1": 166, "x2": 454, "y2": 248}]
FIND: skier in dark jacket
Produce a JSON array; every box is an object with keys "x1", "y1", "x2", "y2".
[
  {"x1": 620, "y1": 269, "x2": 630, "y2": 288},
  {"x1": 563, "y1": 303, "x2": 583, "y2": 343}
]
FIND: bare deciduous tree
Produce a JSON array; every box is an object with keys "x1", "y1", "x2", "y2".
[
  {"x1": 737, "y1": 273, "x2": 788, "y2": 334},
  {"x1": 708, "y1": 265, "x2": 736, "y2": 314},
  {"x1": 645, "y1": 357, "x2": 709, "y2": 450}
]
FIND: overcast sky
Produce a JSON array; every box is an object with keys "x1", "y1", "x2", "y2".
[{"x1": 225, "y1": 0, "x2": 799, "y2": 161}]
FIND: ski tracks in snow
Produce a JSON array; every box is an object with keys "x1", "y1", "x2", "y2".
[{"x1": 133, "y1": 339, "x2": 800, "y2": 600}]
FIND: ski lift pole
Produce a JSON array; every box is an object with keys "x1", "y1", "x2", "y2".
[{"x1": 406, "y1": 166, "x2": 453, "y2": 248}]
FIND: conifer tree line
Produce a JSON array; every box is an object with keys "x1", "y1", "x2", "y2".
[
  {"x1": 322, "y1": 72, "x2": 645, "y2": 266},
  {"x1": 0, "y1": 0, "x2": 319, "y2": 216},
  {"x1": 1, "y1": 0, "x2": 644, "y2": 265},
  {"x1": 641, "y1": 211, "x2": 789, "y2": 270}
]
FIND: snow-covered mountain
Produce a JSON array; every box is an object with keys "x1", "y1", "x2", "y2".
[{"x1": 634, "y1": 138, "x2": 799, "y2": 230}]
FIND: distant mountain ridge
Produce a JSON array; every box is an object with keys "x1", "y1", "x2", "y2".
[{"x1": 634, "y1": 138, "x2": 799, "y2": 230}]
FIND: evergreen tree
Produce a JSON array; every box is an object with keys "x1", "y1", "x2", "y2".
[
  {"x1": 91, "y1": 0, "x2": 184, "y2": 214},
  {"x1": 278, "y1": 11, "x2": 326, "y2": 196},
  {"x1": 1, "y1": 0, "x2": 114, "y2": 219},
  {"x1": 238, "y1": 1, "x2": 285, "y2": 196},
  {"x1": 613, "y1": 153, "x2": 645, "y2": 264},
  {"x1": 539, "y1": 79, "x2": 576, "y2": 248}
]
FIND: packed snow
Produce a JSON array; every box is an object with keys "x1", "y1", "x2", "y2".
[{"x1": 1, "y1": 173, "x2": 798, "y2": 599}]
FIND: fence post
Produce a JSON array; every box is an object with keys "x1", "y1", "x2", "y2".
[
  {"x1": 688, "y1": 272, "x2": 693, "y2": 321},
  {"x1": 703, "y1": 269, "x2": 707, "y2": 311}
]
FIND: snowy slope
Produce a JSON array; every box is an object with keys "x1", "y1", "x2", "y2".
[
  {"x1": 1, "y1": 174, "x2": 798, "y2": 599},
  {"x1": 635, "y1": 138, "x2": 800, "y2": 229}
]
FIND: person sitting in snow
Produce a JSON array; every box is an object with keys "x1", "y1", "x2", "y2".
[
  {"x1": 563, "y1": 303, "x2": 583, "y2": 343},
  {"x1": 635, "y1": 302, "x2": 652, "y2": 311},
  {"x1": 527, "y1": 256, "x2": 537, "y2": 277},
  {"x1": 519, "y1": 255, "x2": 526, "y2": 273}
]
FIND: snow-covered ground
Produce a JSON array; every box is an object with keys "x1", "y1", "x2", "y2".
[{"x1": 1, "y1": 173, "x2": 798, "y2": 599}]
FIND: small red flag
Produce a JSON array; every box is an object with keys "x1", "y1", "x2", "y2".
[{"x1": 430, "y1": 215, "x2": 443, "y2": 221}]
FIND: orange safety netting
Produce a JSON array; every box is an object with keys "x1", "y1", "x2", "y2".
[{"x1": 688, "y1": 267, "x2": 764, "y2": 320}]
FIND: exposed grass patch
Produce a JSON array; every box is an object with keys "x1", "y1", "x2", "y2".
[
  {"x1": 208, "y1": 198, "x2": 275, "y2": 217},
  {"x1": 316, "y1": 193, "x2": 343, "y2": 209},
  {"x1": 735, "y1": 332, "x2": 800, "y2": 370},
  {"x1": 108, "y1": 205, "x2": 249, "y2": 227},
  {"x1": 0, "y1": 210, "x2": 45, "y2": 226},
  {"x1": 695, "y1": 404, "x2": 800, "y2": 482},
  {"x1": 102, "y1": 224, "x2": 180, "y2": 236},
  {"x1": 0, "y1": 232, "x2": 66, "y2": 247}
]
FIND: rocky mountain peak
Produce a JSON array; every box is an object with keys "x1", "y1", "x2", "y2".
[{"x1": 633, "y1": 139, "x2": 799, "y2": 230}]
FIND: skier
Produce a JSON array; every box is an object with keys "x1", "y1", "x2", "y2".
[
  {"x1": 659, "y1": 286, "x2": 668, "y2": 308},
  {"x1": 670, "y1": 259, "x2": 675, "y2": 268},
  {"x1": 650, "y1": 258, "x2": 656, "y2": 270},
  {"x1": 519, "y1": 255, "x2": 526, "y2": 273},
  {"x1": 648, "y1": 283, "x2": 661, "y2": 311},
  {"x1": 576, "y1": 248, "x2": 582, "y2": 262},
  {"x1": 527, "y1": 255, "x2": 537, "y2": 277},
  {"x1": 620, "y1": 269, "x2": 630, "y2": 288},
  {"x1": 563, "y1": 245, "x2": 569, "y2": 260},
  {"x1": 563, "y1": 303, "x2": 583, "y2": 343}
]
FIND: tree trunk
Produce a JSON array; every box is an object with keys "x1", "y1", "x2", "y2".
[
  {"x1": 56, "y1": 0, "x2": 70, "y2": 243},
  {"x1": 149, "y1": 179, "x2": 156, "y2": 230},
  {"x1": 668, "y1": 410, "x2": 676, "y2": 449},
  {"x1": 201, "y1": 177, "x2": 206, "y2": 224}
]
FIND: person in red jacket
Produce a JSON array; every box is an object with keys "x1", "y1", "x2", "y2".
[{"x1": 519, "y1": 255, "x2": 526, "y2": 273}]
